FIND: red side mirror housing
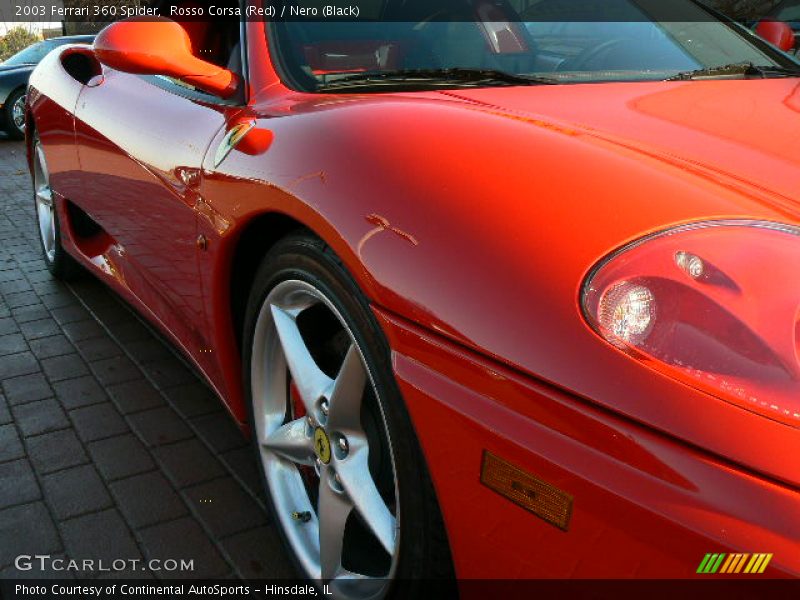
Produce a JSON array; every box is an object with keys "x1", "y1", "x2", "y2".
[
  {"x1": 755, "y1": 19, "x2": 795, "y2": 52},
  {"x1": 94, "y1": 17, "x2": 240, "y2": 98}
]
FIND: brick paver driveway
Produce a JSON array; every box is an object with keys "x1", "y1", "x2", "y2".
[{"x1": 0, "y1": 136, "x2": 294, "y2": 580}]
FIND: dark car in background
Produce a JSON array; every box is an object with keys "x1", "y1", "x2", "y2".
[{"x1": 1, "y1": 35, "x2": 94, "y2": 139}]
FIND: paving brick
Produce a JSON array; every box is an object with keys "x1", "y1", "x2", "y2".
[
  {"x1": 0, "y1": 318, "x2": 19, "y2": 335},
  {"x1": 0, "y1": 424, "x2": 24, "y2": 463},
  {"x1": 50, "y1": 304, "x2": 90, "y2": 325},
  {"x1": 110, "y1": 471, "x2": 187, "y2": 528},
  {"x1": 142, "y1": 359, "x2": 197, "y2": 389},
  {"x1": 221, "y1": 526, "x2": 296, "y2": 579},
  {"x1": 25, "y1": 269, "x2": 55, "y2": 283},
  {"x1": 220, "y1": 446, "x2": 263, "y2": 497},
  {"x1": 61, "y1": 509, "x2": 142, "y2": 564},
  {"x1": 27, "y1": 334, "x2": 74, "y2": 360},
  {"x1": 11, "y1": 304, "x2": 50, "y2": 324},
  {"x1": 31, "y1": 279, "x2": 67, "y2": 296},
  {"x1": 191, "y1": 412, "x2": 247, "y2": 453},
  {"x1": 1, "y1": 372, "x2": 52, "y2": 405},
  {"x1": 11, "y1": 304, "x2": 50, "y2": 323},
  {"x1": 87, "y1": 434, "x2": 155, "y2": 481},
  {"x1": 0, "y1": 459, "x2": 40, "y2": 509},
  {"x1": 69, "y1": 283, "x2": 114, "y2": 308},
  {"x1": 41, "y1": 465, "x2": 113, "y2": 520},
  {"x1": 106, "y1": 319, "x2": 152, "y2": 344},
  {"x1": 70, "y1": 403, "x2": 129, "y2": 442},
  {"x1": 0, "y1": 269, "x2": 23, "y2": 283},
  {"x1": 124, "y1": 338, "x2": 172, "y2": 364},
  {"x1": 90, "y1": 355, "x2": 141, "y2": 386},
  {"x1": 0, "y1": 503, "x2": 61, "y2": 569},
  {"x1": 128, "y1": 407, "x2": 192, "y2": 447},
  {"x1": 27, "y1": 429, "x2": 89, "y2": 475},
  {"x1": 41, "y1": 353, "x2": 90, "y2": 382},
  {"x1": 3, "y1": 291, "x2": 39, "y2": 309},
  {"x1": 152, "y1": 439, "x2": 225, "y2": 488},
  {"x1": 184, "y1": 477, "x2": 267, "y2": 538},
  {"x1": 62, "y1": 319, "x2": 105, "y2": 343},
  {"x1": 16, "y1": 253, "x2": 43, "y2": 264},
  {"x1": 19, "y1": 318, "x2": 61, "y2": 341},
  {"x1": 0, "y1": 278, "x2": 32, "y2": 294},
  {"x1": 72, "y1": 336, "x2": 123, "y2": 362},
  {"x1": 167, "y1": 382, "x2": 221, "y2": 418},
  {"x1": 0, "y1": 394, "x2": 10, "y2": 425},
  {"x1": 0, "y1": 351, "x2": 39, "y2": 380},
  {"x1": 39, "y1": 291, "x2": 76, "y2": 310},
  {"x1": 53, "y1": 375, "x2": 108, "y2": 410},
  {"x1": 138, "y1": 517, "x2": 228, "y2": 579},
  {"x1": 13, "y1": 398, "x2": 69, "y2": 437},
  {"x1": 0, "y1": 333, "x2": 27, "y2": 357},
  {"x1": 106, "y1": 379, "x2": 165, "y2": 415},
  {"x1": 90, "y1": 302, "x2": 132, "y2": 326}
]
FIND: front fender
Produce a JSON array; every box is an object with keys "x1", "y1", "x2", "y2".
[{"x1": 201, "y1": 93, "x2": 800, "y2": 487}]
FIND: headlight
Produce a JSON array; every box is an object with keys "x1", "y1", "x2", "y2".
[{"x1": 582, "y1": 220, "x2": 800, "y2": 427}]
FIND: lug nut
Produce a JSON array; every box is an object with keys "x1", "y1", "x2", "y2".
[
  {"x1": 337, "y1": 436, "x2": 349, "y2": 456},
  {"x1": 320, "y1": 399, "x2": 329, "y2": 416}
]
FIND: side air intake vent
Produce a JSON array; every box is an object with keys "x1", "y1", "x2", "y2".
[{"x1": 60, "y1": 47, "x2": 103, "y2": 86}]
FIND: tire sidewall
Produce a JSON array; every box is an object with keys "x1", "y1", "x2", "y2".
[{"x1": 5, "y1": 88, "x2": 26, "y2": 140}]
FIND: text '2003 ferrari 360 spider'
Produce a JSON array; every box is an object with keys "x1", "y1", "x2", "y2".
[{"x1": 25, "y1": 0, "x2": 800, "y2": 594}]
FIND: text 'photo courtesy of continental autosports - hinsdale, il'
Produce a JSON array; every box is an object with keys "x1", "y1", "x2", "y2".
[{"x1": 2, "y1": 0, "x2": 800, "y2": 598}]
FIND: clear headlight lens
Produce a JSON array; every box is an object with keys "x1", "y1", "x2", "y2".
[{"x1": 582, "y1": 221, "x2": 800, "y2": 427}]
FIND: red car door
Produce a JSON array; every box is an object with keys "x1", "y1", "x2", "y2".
[{"x1": 72, "y1": 70, "x2": 236, "y2": 362}]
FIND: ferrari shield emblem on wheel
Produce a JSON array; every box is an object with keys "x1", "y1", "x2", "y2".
[{"x1": 313, "y1": 427, "x2": 332, "y2": 465}]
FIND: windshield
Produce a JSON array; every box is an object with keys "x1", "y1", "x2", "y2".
[
  {"x1": 2, "y1": 40, "x2": 60, "y2": 66},
  {"x1": 272, "y1": 0, "x2": 799, "y2": 90}
]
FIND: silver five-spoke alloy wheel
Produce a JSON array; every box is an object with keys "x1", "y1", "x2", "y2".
[
  {"x1": 12, "y1": 93, "x2": 26, "y2": 135},
  {"x1": 33, "y1": 138, "x2": 56, "y2": 263},
  {"x1": 251, "y1": 279, "x2": 400, "y2": 599}
]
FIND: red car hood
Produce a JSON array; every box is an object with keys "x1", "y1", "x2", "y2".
[{"x1": 445, "y1": 78, "x2": 800, "y2": 214}]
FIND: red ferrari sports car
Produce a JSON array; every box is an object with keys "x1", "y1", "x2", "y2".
[{"x1": 25, "y1": 0, "x2": 800, "y2": 593}]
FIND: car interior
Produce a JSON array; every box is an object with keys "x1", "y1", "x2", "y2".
[{"x1": 273, "y1": 0, "x2": 696, "y2": 84}]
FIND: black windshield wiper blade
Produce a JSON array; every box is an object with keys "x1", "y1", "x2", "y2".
[
  {"x1": 666, "y1": 62, "x2": 800, "y2": 81},
  {"x1": 316, "y1": 68, "x2": 560, "y2": 90}
]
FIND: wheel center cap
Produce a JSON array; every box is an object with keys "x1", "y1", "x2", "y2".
[{"x1": 313, "y1": 427, "x2": 331, "y2": 464}]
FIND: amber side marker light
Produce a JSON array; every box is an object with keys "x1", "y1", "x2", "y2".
[{"x1": 480, "y1": 451, "x2": 573, "y2": 531}]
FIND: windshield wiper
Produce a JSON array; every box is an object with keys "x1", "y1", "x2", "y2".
[
  {"x1": 316, "y1": 68, "x2": 560, "y2": 90},
  {"x1": 666, "y1": 62, "x2": 800, "y2": 81}
]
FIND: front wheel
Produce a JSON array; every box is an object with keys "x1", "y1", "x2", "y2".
[{"x1": 243, "y1": 233, "x2": 455, "y2": 599}]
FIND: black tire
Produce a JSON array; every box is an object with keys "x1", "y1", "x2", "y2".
[
  {"x1": 31, "y1": 132, "x2": 82, "y2": 280},
  {"x1": 44, "y1": 204, "x2": 82, "y2": 281},
  {"x1": 4, "y1": 88, "x2": 26, "y2": 140},
  {"x1": 242, "y1": 231, "x2": 456, "y2": 597}
]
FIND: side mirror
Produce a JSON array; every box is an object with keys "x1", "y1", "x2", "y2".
[
  {"x1": 94, "y1": 17, "x2": 240, "y2": 98},
  {"x1": 755, "y1": 19, "x2": 795, "y2": 53}
]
